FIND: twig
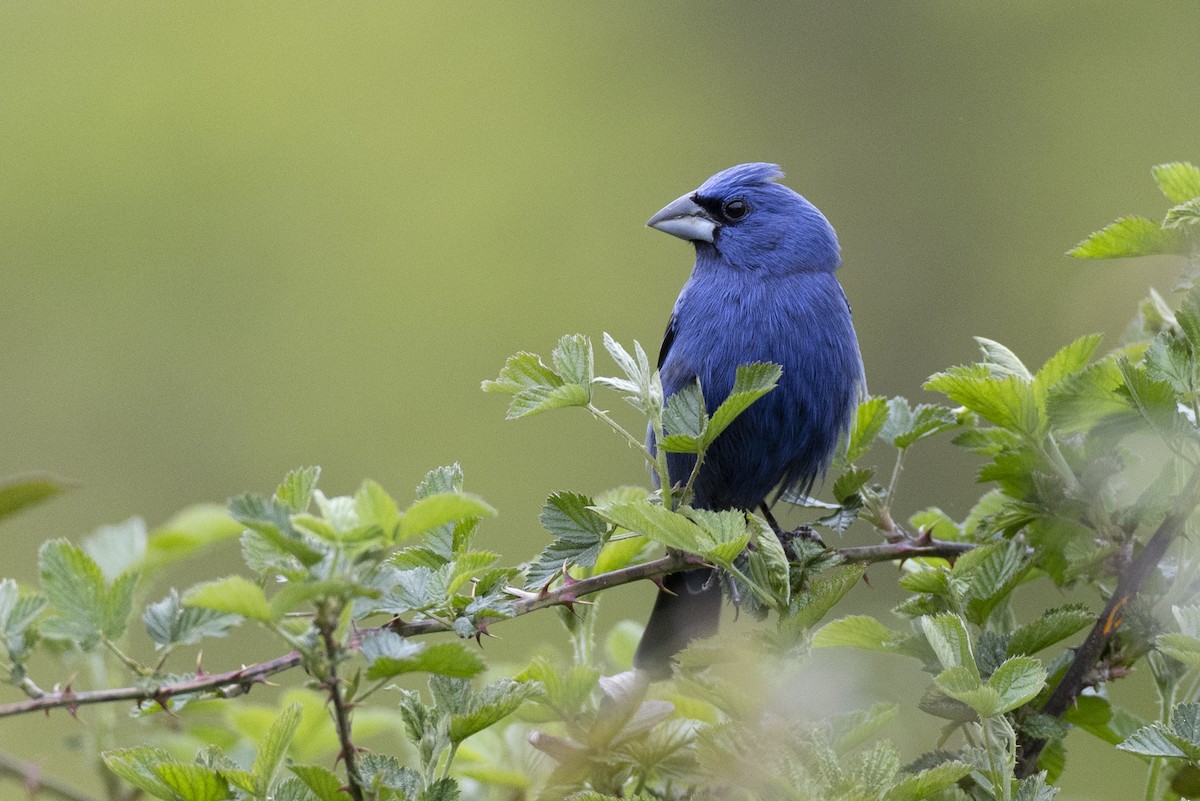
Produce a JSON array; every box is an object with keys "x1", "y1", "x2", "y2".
[
  {"x1": 0, "y1": 651, "x2": 302, "y2": 720},
  {"x1": 1016, "y1": 470, "x2": 1200, "y2": 778},
  {"x1": 0, "y1": 749, "x2": 102, "y2": 801},
  {"x1": 317, "y1": 611, "x2": 364, "y2": 801},
  {"x1": 0, "y1": 535, "x2": 974, "y2": 720},
  {"x1": 834, "y1": 538, "x2": 975, "y2": 563}
]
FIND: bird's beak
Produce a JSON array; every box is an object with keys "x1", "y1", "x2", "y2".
[{"x1": 646, "y1": 193, "x2": 716, "y2": 243}]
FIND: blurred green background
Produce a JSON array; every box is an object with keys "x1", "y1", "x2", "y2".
[{"x1": 2, "y1": 3, "x2": 1198, "y2": 798}]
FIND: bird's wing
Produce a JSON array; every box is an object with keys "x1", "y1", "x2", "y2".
[{"x1": 657, "y1": 312, "x2": 678, "y2": 370}]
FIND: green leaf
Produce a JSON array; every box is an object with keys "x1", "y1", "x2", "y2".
[
  {"x1": 84, "y1": 517, "x2": 148, "y2": 581},
  {"x1": 230, "y1": 494, "x2": 326, "y2": 566},
  {"x1": 416, "y1": 464, "x2": 464, "y2": 498},
  {"x1": 253, "y1": 702, "x2": 303, "y2": 793},
  {"x1": 921, "y1": 614, "x2": 978, "y2": 675},
  {"x1": 525, "y1": 492, "x2": 608, "y2": 589},
  {"x1": 660, "y1": 381, "x2": 707, "y2": 452},
  {"x1": 1118, "y1": 357, "x2": 1193, "y2": 444},
  {"x1": 789, "y1": 565, "x2": 866, "y2": 630},
  {"x1": 1175, "y1": 604, "x2": 1200, "y2": 639},
  {"x1": 441, "y1": 677, "x2": 541, "y2": 745},
  {"x1": 705, "y1": 362, "x2": 782, "y2": 444},
  {"x1": 552, "y1": 333, "x2": 594, "y2": 389},
  {"x1": 483, "y1": 350, "x2": 589, "y2": 419},
  {"x1": 1045, "y1": 357, "x2": 1132, "y2": 432},
  {"x1": 482, "y1": 351, "x2": 562, "y2": 395},
  {"x1": 269, "y1": 577, "x2": 378, "y2": 619},
  {"x1": 891, "y1": 402, "x2": 958, "y2": 450},
  {"x1": 813, "y1": 615, "x2": 908, "y2": 653},
  {"x1": 0, "y1": 579, "x2": 45, "y2": 659},
  {"x1": 678, "y1": 507, "x2": 752, "y2": 566},
  {"x1": 0, "y1": 473, "x2": 72, "y2": 523},
  {"x1": 745, "y1": 514, "x2": 789, "y2": 607},
  {"x1": 1144, "y1": 334, "x2": 1194, "y2": 396},
  {"x1": 1172, "y1": 765, "x2": 1200, "y2": 801},
  {"x1": 884, "y1": 761, "x2": 973, "y2": 801},
  {"x1": 184, "y1": 576, "x2": 275, "y2": 623},
  {"x1": 1171, "y1": 703, "x2": 1200, "y2": 747},
  {"x1": 975, "y1": 337, "x2": 1032, "y2": 380},
  {"x1": 595, "y1": 334, "x2": 662, "y2": 417},
  {"x1": 143, "y1": 504, "x2": 245, "y2": 571},
  {"x1": 1165, "y1": 197, "x2": 1200, "y2": 230},
  {"x1": 987, "y1": 656, "x2": 1046, "y2": 714},
  {"x1": 1153, "y1": 162, "x2": 1200, "y2": 203},
  {"x1": 1068, "y1": 216, "x2": 1184, "y2": 259},
  {"x1": 832, "y1": 466, "x2": 874, "y2": 504},
  {"x1": 144, "y1": 588, "x2": 241, "y2": 649},
  {"x1": 1033, "y1": 334, "x2": 1103, "y2": 401},
  {"x1": 936, "y1": 665, "x2": 995, "y2": 716},
  {"x1": 276, "y1": 466, "x2": 320, "y2": 513},
  {"x1": 355, "y1": 479, "x2": 401, "y2": 540},
  {"x1": 400, "y1": 492, "x2": 496, "y2": 541},
  {"x1": 1063, "y1": 695, "x2": 1145, "y2": 746},
  {"x1": 1014, "y1": 772, "x2": 1058, "y2": 801},
  {"x1": 155, "y1": 763, "x2": 231, "y2": 801},
  {"x1": 291, "y1": 765, "x2": 348, "y2": 801},
  {"x1": 1008, "y1": 605, "x2": 1093, "y2": 657},
  {"x1": 102, "y1": 746, "x2": 180, "y2": 800},
  {"x1": 1174, "y1": 285, "x2": 1200, "y2": 353},
  {"x1": 844, "y1": 396, "x2": 889, "y2": 463},
  {"x1": 962, "y1": 540, "x2": 1030, "y2": 624},
  {"x1": 1118, "y1": 722, "x2": 1199, "y2": 759},
  {"x1": 39, "y1": 539, "x2": 137, "y2": 647},
  {"x1": 506, "y1": 383, "x2": 591, "y2": 419},
  {"x1": 445, "y1": 551, "x2": 498, "y2": 596},
  {"x1": 830, "y1": 702, "x2": 899, "y2": 753},
  {"x1": 361, "y1": 631, "x2": 485, "y2": 679},
  {"x1": 925, "y1": 365, "x2": 1040, "y2": 438},
  {"x1": 591, "y1": 500, "x2": 704, "y2": 552}
]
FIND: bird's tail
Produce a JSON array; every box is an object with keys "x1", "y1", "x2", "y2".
[{"x1": 633, "y1": 568, "x2": 722, "y2": 680}]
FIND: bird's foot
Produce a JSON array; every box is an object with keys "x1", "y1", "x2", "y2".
[{"x1": 777, "y1": 525, "x2": 827, "y2": 560}]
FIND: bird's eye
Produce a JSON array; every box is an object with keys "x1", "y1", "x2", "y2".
[{"x1": 722, "y1": 199, "x2": 748, "y2": 220}]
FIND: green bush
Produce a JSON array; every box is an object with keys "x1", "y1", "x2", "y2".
[{"x1": 3, "y1": 163, "x2": 1200, "y2": 801}]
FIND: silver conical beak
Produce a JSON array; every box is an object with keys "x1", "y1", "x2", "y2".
[{"x1": 646, "y1": 193, "x2": 716, "y2": 243}]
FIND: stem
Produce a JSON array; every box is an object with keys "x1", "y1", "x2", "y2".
[
  {"x1": 1017, "y1": 468, "x2": 1200, "y2": 778},
  {"x1": 0, "y1": 651, "x2": 303, "y2": 719},
  {"x1": 586, "y1": 404, "x2": 657, "y2": 466},
  {"x1": 0, "y1": 750, "x2": 101, "y2": 801},
  {"x1": 317, "y1": 607, "x2": 364, "y2": 801},
  {"x1": 100, "y1": 637, "x2": 150, "y2": 677},
  {"x1": 1040, "y1": 437, "x2": 1083, "y2": 497},
  {"x1": 682, "y1": 450, "x2": 705, "y2": 507},
  {"x1": 1144, "y1": 654, "x2": 1178, "y2": 801},
  {"x1": 885, "y1": 448, "x2": 906, "y2": 507},
  {"x1": 0, "y1": 535, "x2": 979, "y2": 721},
  {"x1": 441, "y1": 742, "x2": 460, "y2": 782}
]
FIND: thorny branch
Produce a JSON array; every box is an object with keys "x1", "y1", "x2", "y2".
[
  {"x1": 317, "y1": 607, "x2": 365, "y2": 801},
  {"x1": 0, "y1": 535, "x2": 974, "y2": 720},
  {"x1": 1016, "y1": 470, "x2": 1200, "y2": 778}
]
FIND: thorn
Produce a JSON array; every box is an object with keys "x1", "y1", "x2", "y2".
[
  {"x1": 474, "y1": 623, "x2": 500, "y2": 646},
  {"x1": 560, "y1": 564, "x2": 580, "y2": 586},
  {"x1": 195, "y1": 651, "x2": 206, "y2": 677},
  {"x1": 861, "y1": 571, "x2": 873, "y2": 588},
  {"x1": 650, "y1": 575, "x2": 676, "y2": 595},
  {"x1": 503, "y1": 585, "x2": 539, "y2": 602}
]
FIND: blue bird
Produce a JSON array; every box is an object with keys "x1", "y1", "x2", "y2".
[{"x1": 634, "y1": 163, "x2": 866, "y2": 677}]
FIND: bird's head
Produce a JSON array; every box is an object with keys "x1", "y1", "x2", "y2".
[{"x1": 646, "y1": 163, "x2": 841, "y2": 273}]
